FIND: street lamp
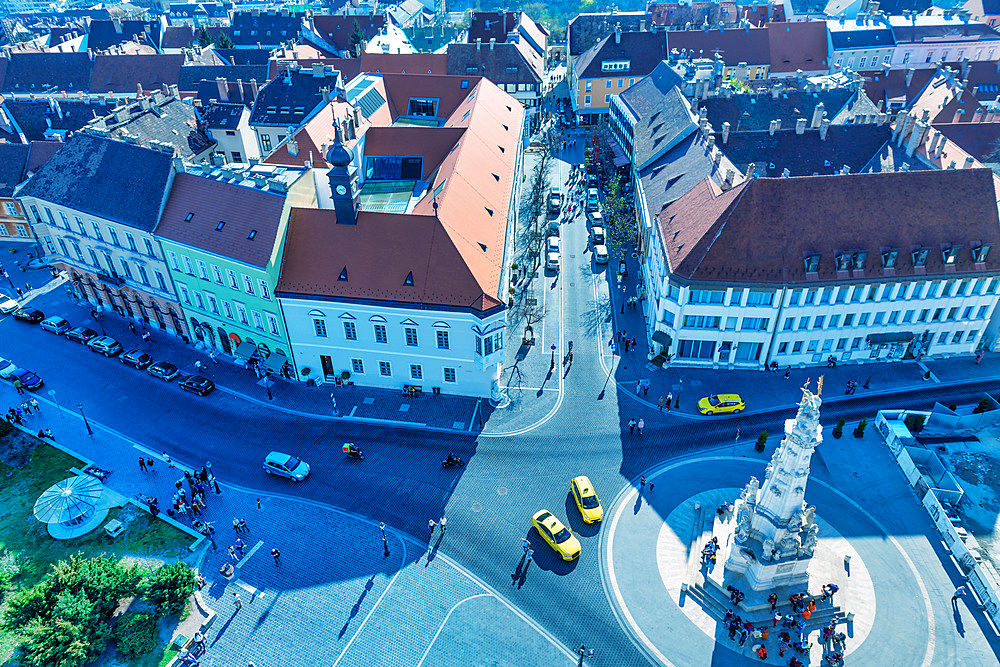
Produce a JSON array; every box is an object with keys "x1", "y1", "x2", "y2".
[
  {"x1": 550, "y1": 344, "x2": 556, "y2": 370},
  {"x1": 675, "y1": 379, "x2": 682, "y2": 409},
  {"x1": 77, "y1": 403, "x2": 93, "y2": 435},
  {"x1": 0, "y1": 264, "x2": 15, "y2": 291},
  {"x1": 380, "y1": 522, "x2": 390, "y2": 557},
  {"x1": 205, "y1": 460, "x2": 221, "y2": 494}
]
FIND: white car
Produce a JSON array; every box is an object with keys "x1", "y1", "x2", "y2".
[
  {"x1": 0, "y1": 295, "x2": 18, "y2": 314},
  {"x1": 594, "y1": 244, "x2": 609, "y2": 264},
  {"x1": 547, "y1": 236, "x2": 560, "y2": 253},
  {"x1": 0, "y1": 356, "x2": 17, "y2": 378},
  {"x1": 546, "y1": 251, "x2": 561, "y2": 271}
]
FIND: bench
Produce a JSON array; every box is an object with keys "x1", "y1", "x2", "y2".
[{"x1": 402, "y1": 384, "x2": 423, "y2": 397}]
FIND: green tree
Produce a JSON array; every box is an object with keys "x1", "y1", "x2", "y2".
[
  {"x1": 215, "y1": 32, "x2": 234, "y2": 49},
  {"x1": 113, "y1": 612, "x2": 158, "y2": 660},
  {"x1": 19, "y1": 616, "x2": 96, "y2": 667},
  {"x1": 196, "y1": 26, "x2": 212, "y2": 47},
  {"x1": 141, "y1": 561, "x2": 196, "y2": 617},
  {"x1": 350, "y1": 19, "x2": 366, "y2": 53},
  {"x1": 603, "y1": 171, "x2": 631, "y2": 258}
]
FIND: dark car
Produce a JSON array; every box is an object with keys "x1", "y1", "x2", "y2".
[
  {"x1": 179, "y1": 375, "x2": 215, "y2": 396},
  {"x1": 12, "y1": 307, "x2": 44, "y2": 323},
  {"x1": 65, "y1": 327, "x2": 98, "y2": 344},
  {"x1": 119, "y1": 349, "x2": 153, "y2": 369},
  {"x1": 148, "y1": 361, "x2": 180, "y2": 381},
  {"x1": 9, "y1": 368, "x2": 42, "y2": 390}
]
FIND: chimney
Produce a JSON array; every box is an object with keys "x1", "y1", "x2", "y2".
[
  {"x1": 920, "y1": 108, "x2": 930, "y2": 122},
  {"x1": 722, "y1": 121, "x2": 731, "y2": 144},
  {"x1": 771, "y1": 83, "x2": 780, "y2": 100},
  {"x1": 169, "y1": 84, "x2": 179, "y2": 98},
  {"x1": 841, "y1": 165, "x2": 851, "y2": 175},
  {"x1": 699, "y1": 107, "x2": 707, "y2": 122},
  {"x1": 795, "y1": 118, "x2": 806, "y2": 135},
  {"x1": 489, "y1": 38, "x2": 496, "y2": 51},
  {"x1": 746, "y1": 162, "x2": 756, "y2": 179},
  {"x1": 313, "y1": 62, "x2": 325, "y2": 77},
  {"x1": 781, "y1": 168, "x2": 791, "y2": 177},
  {"x1": 811, "y1": 102, "x2": 825, "y2": 128},
  {"x1": 615, "y1": 24, "x2": 622, "y2": 44},
  {"x1": 820, "y1": 118, "x2": 830, "y2": 140},
  {"x1": 973, "y1": 107, "x2": 984, "y2": 123},
  {"x1": 892, "y1": 111, "x2": 908, "y2": 142},
  {"x1": 964, "y1": 156, "x2": 975, "y2": 169},
  {"x1": 773, "y1": 119, "x2": 781, "y2": 131},
  {"x1": 961, "y1": 57, "x2": 971, "y2": 79},
  {"x1": 953, "y1": 108, "x2": 966, "y2": 124},
  {"x1": 477, "y1": 38, "x2": 482, "y2": 51},
  {"x1": 905, "y1": 120, "x2": 926, "y2": 156},
  {"x1": 249, "y1": 79, "x2": 259, "y2": 101},
  {"x1": 723, "y1": 168, "x2": 735, "y2": 189},
  {"x1": 288, "y1": 137, "x2": 298, "y2": 156},
  {"x1": 216, "y1": 77, "x2": 228, "y2": 101},
  {"x1": 769, "y1": 120, "x2": 778, "y2": 136},
  {"x1": 137, "y1": 82, "x2": 144, "y2": 97},
  {"x1": 352, "y1": 107, "x2": 361, "y2": 129},
  {"x1": 928, "y1": 130, "x2": 942, "y2": 154},
  {"x1": 905, "y1": 68, "x2": 915, "y2": 87}
]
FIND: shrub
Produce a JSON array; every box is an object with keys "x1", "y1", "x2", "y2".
[
  {"x1": 340, "y1": 370, "x2": 351, "y2": 380},
  {"x1": 113, "y1": 612, "x2": 158, "y2": 660},
  {"x1": 141, "y1": 562, "x2": 195, "y2": 618},
  {"x1": 904, "y1": 414, "x2": 926, "y2": 434},
  {"x1": 832, "y1": 417, "x2": 845, "y2": 439},
  {"x1": 974, "y1": 397, "x2": 993, "y2": 414},
  {"x1": 853, "y1": 418, "x2": 868, "y2": 438},
  {"x1": 755, "y1": 430, "x2": 768, "y2": 452}
]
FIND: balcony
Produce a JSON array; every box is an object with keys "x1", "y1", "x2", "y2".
[{"x1": 95, "y1": 271, "x2": 124, "y2": 286}]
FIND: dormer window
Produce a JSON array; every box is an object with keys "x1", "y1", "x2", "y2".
[
  {"x1": 852, "y1": 252, "x2": 867, "y2": 270},
  {"x1": 601, "y1": 60, "x2": 630, "y2": 72},
  {"x1": 973, "y1": 244, "x2": 992, "y2": 263},
  {"x1": 912, "y1": 247, "x2": 929, "y2": 267},
  {"x1": 835, "y1": 254, "x2": 852, "y2": 271},
  {"x1": 942, "y1": 245, "x2": 962, "y2": 265},
  {"x1": 804, "y1": 254, "x2": 820, "y2": 273},
  {"x1": 881, "y1": 249, "x2": 898, "y2": 269}
]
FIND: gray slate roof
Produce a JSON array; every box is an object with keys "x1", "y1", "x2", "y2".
[
  {"x1": 230, "y1": 11, "x2": 304, "y2": 46},
  {"x1": 1, "y1": 52, "x2": 93, "y2": 92},
  {"x1": 202, "y1": 102, "x2": 245, "y2": 130},
  {"x1": 568, "y1": 11, "x2": 650, "y2": 57},
  {"x1": 639, "y1": 130, "x2": 718, "y2": 221},
  {"x1": 698, "y1": 89, "x2": 879, "y2": 134},
  {"x1": 3, "y1": 98, "x2": 119, "y2": 141},
  {"x1": 83, "y1": 94, "x2": 215, "y2": 160},
  {"x1": 86, "y1": 19, "x2": 151, "y2": 52},
  {"x1": 575, "y1": 31, "x2": 667, "y2": 81},
  {"x1": 178, "y1": 64, "x2": 269, "y2": 92},
  {"x1": 446, "y1": 42, "x2": 543, "y2": 84},
  {"x1": 829, "y1": 28, "x2": 895, "y2": 50},
  {"x1": 0, "y1": 144, "x2": 31, "y2": 197},
  {"x1": 18, "y1": 133, "x2": 173, "y2": 231},
  {"x1": 249, "y1": 68, "x2": 340, "y2": 126},
  {"x1": 619, "y1": 61, "x2": 697, "y2": 170}
]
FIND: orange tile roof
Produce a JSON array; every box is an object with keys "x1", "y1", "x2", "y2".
[{"x1": 262, "y1": 98, "x2": 367, "y2": 168}]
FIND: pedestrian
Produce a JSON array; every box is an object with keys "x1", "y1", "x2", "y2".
[
  {"x1": 129, "y1": 321, "x2": 137, "y2": 334},
  {"x1": 146, "y1": 458, "x2": 154, "y2": 472},
  {"x1": 976, "y1": 351, "x2": 985, "y2": 364},
  {"x1": 628, "y1": 418, "x2": 636, "y2": 434},
  {"x1": 209, "y1": 348, "x2": 217, "y2": 363},
  {"x1": 233, "y1": 592, "x2": 241, "y2": 610},
  {"x1": 21, "y1": 401, "x2": 31, "y2": 415},
  {"x1": 637, "y1": 418, "x2": 644, "y2": 435},
  {"x1": 439, "y1": 516, "x2": 447, "y2": 533},
  {"x1": 952, "y1": 585, "x2": 966, "y2": 602},
  {"x1": 643, "y1": 383, "x2": 649, "y2": 397},
  {"x1": 665, "y1": 392, "x2": 672, "y2": 412},
  {"x1": 631, "y1": 337, "x2": 637, "y2": 350},
  {"x1": 29, "y1": 398, "x2": 39, "y2": 413},
  {"x1": 24, "y1": 283, "x2": 31, "y2": 292},
  {"x1": 774, "y1": 611, "x2": 782, "y2": 627},
  {"x1": 769, "y1": 592, "x2": 778, "y2": 612},
  {"x1": 331, "y1": 394, "x2": 339, "y2": 415},
  {"x1": 191, "y1": 500, "x2": 202, "y2": 516},
  {"x1": 272, "y1": 548, "x2": 281, "y2": 564},
  {"x1": 640, "y1": 475, "x2": 646, "y2": 490},
  {"x1": 739, "y1": 629, "x2": 748, "y2": 646},
  {"x1": 15, "y1": 287, "x2": 22, "y2": 298},
  {"x1": 522, "y1": 538, "x2": 531, "y2": 553},
  {"x1": 233, "y1": 518, "x2": 240, "y2": 532},
  {"x1": 13, "y1": 378, "x2": 23, "y2": 395},
  {"x1": 193, "y1": 631, "x2": 205, "y2": 653},
  {"x1": 635, "y1": 380, "x2": 641, "y2": 395},
  {"x1": 228, "y1": 545, "x2": 238, "y2": 562},
  {"x1": 658, "y1": 396, "x2": 665, "y2": 411},
  {"x1": 624, "y1": 338, "x2": 630, "y2": 352},
  {"x1": 139, "y1": 457, "x2": 147, "y2": 472},
  {"x1": 195, "y1": 360, "x2": 203, "y2": 371},
  {"x1": 142, "y1": 331, "x2": 151, "y2": 343},
  {"x1": 428, "y1": 518, "x2": 436, "y2": 535},
  {"x1": 239, "y1": 517, "x2": 248, "y2": 533},
  {"x1": 526, "y1": 547, "x2": 533, "y2": 565},
  {"x1": 163, "y1": 452, "x2": 174, "y2": 468},
  {"x1": 785, "y1": 366, "x2": 791, "y2": 380}
]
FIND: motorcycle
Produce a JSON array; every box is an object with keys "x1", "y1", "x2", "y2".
[
  {"x1": 343, "y1": 443, "x2": 365, "y2": 460},
  {"x1": 441, "y1": 456, "x2": 465, "y2": 469}
]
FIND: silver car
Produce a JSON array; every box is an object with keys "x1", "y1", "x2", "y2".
[
  {"x1": 0, "y1": 356, "x2": 17, "y2": 379},
  {"x1": 40, "y1": 316, "x2": 71, "y2": 334},
  {"x1": 262, "y1": 451, "x2": 311, "y2": 481},
  {"x1": 87, "y1": 336, "x2": 123, "y2": 357}
]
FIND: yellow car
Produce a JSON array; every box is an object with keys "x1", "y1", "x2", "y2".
[
  {"x1": 698, "y1": 393, "x2": 745, "y2": 415},
  {"x1": 531, "y1": 510, "x2": 581, "y2": 560},
  {"x1": 570, "y1": 476, "x2": 603, "y2": 523}
]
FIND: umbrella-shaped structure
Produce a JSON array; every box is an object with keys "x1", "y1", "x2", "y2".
[{"x1": 33, "y1": 475, "x2": 104, "y2": 525}]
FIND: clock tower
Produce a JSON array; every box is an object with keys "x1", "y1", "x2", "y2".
[{"x1": 325, "y1": 121, "x2": 358, "y2": 225}]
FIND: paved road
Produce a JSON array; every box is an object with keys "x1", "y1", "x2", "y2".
[{"x1": 3, "y1": 146, "x2": 1000, "y2": 667}]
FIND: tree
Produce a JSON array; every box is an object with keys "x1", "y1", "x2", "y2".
[
  {"x1": 603, "y1": 171, "x2": 632, "y2": 259},
  {"x1": 350, "y1": 19, "x2": 367, "y2": 54},
  {"x1": 113, "y1": 612, "x2": 158, "y2": 660},
  {"x1": 215, "y1": 32, "x2": 234, "y2": 49},
  {"x1": 832, "y1": 417, "x2": 846, "y2": 439},
  {"x1": 196, "y1": 26, "x2": 212, "y2": 48},
  {"x1": 755, "y1": 430, "x2": 769, "y2": 452},
  {"x1": 141, "y1": 561, "x2": 196, "y2": 617},
  {"x1": 19, "y1": 616, "x2": 97, "y2": 667}
]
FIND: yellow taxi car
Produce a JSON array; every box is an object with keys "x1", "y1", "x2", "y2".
[
  {"x1": 698, "y1": 393, "x2": 745, "y2": 415},
  {"x1": 570, "y1": 476, "x2": 603, "y2": 523},
  {"x1": 531, "y1": 510, "x2": 581, "y2": 560}
]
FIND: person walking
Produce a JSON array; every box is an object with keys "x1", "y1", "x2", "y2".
[
  {"x1": 239, "y1": 518, "x2": 248, "y2": 533},
  {"x1": 522, "y1": 538, "x2": 531, "y2": 553},
  {"x1": 163, "y1": 452, "x2": 174, "y2": 468},
  {"x1": 331, "y1": 394, "x2": 339, "y2": 415},
  {"x1": 952, "y1": 585, "x2": 966, "y2": 603},
  {"x1": 526, "y1": 547, "x2": 533, "y2": 565},
  {"x1": 635, "y1": 380, "x2": 641, "y2": 395},
  {"x1": 658, "y1": 396, "x2": 665, "y2": 411},
  {"x1": 233, "y1": 592, "x2": 242, "y2": 610},
  {"x1": 428, "y1": 518, "x2": 436, "y2": 535},
  {"x1": 139, "y1": 457, "x2": 147, "y2": 472},
  {"x1": 637, "y1": 418, "x2": 645, "y2": 436},
  {"x1": 21, "y1": 401, "x2": 31, "y2": 415},
  {"x1": 769, "y1": 592, "x2": 778, "y2": 612},
  {"x1": 146, "y1": 458, "x2": 155, "y2": 473},
  {"x1": 640, "y1": 475, "x2": 646, "y2": 491},
  {"x1": 439, "y1": 516, "x2": 447, "y2": 533},
  {"x1": 628, "y1": 419, "x2": 636, "y2": 434},
  {"x1": 773, "y1": 611, "x2": 782, "y2": 627},
  {"x1": 30, "y1": 398, "x2": 39, "y2": 413},
  {"x1": 233, "y1": 518, "x2": 241, "y2": 533},
  {"x1": 228, "y1": 545, "x2": 238, "y2": 562},
  {"x1": 13, "y1": 378, "x2": 23, "y2": 395},
  {"x1": 271, "y1": 548, "x2": 281, "y2": 564}
]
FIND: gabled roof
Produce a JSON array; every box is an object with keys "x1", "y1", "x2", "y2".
[
  {"x1": 214, "y1": 48, "x2": 273, "y2": 66},
  {"x1": 2, "y1": 52, "x2": 93, "y2": 92},
  {"x1": 380, "y1": 73, "x2": 481, "y2": 120},
  {"x1": 890, "y1": 16, "x2": 1000, "y2": 44},
  {"x1": 230, "y1": 11, "x2": 305, "y2": 46},
  {"x1": 619, "y1": 61, "x2": 696, "y2": 170},
  {"x1": 262, "y1": 99, "x2": 369, "y2": 168},
  {"x1": 249, "y1": 66, "x2": 341, "y2": 126},
  {"x1": 363, "y1": 126, "x2": 465, "y2": 179},
  {"x1": 311, "y1": 14, "x2": 385, "y2": 51},
  {"x1": 361, "y1": 52, "x2": 448, "y2": 75},
  {"x1": 767, "y1": 21, "x2": 828, "y2": 73},
  {"x1": 575, "y1": 31, "x2": 667, "y2": 80},
  {"x1": 0, "y1": 144, "x2": 31, "y2": 197},
  {"x1": 193, "y1": 78, "x2": 262, "y2": 107},
  {"x1": 89, "y1": 54, "x2": 184, "y2": 93},
  {"x1": 666, "y1": 26, "x2": 770, "y2": 66},
  {"x1": 639, "y1": 130, "x2": 734, "y2": 225},
  {"x1": 83, "y1": 93, "x2": 215, "y2": 160},
  {"x1": 156, "y1": 173, "x2": 287, "y2": 268},
  {"x1": 201, "y1": 102, "x2": 246, "y2": 131},
  {"x1": 828, "y1": 26, "x2": 895, "y2": 50},
  {"x1": 699, "y1": 88, "x2": 875, "y2": 134},
  {"x1": 660, "y1": 169, "x2": 1000, "y2": 284},
  {"x1": 934, "y1": 122, "x2": 1000, "y2": 164},
  {"x1": 467, "y1": 11, "x2": 547, "y2": 58},
  {"x1": 18, "y1": 133, "x2": 173, "y2": 231},
  {"x1": 864, "y1": 67, "x2": 935, "y2": 109},
  {"x1": 446, "y1": 41, "x2": 543, "y2": 84},
  {"x1": 25, "y1": 141, "x2": 63, "y2": 174},
  {"x1": 179, "y1": 64, "x2": 269, "y2": 93},
  {"x1": 86, "y1": 19, "x2": 151, "y2": 52},
  {"x1": 3, "y1": 97, "x2": 120, "y2": 141},
  {"x1": 568, "y1": 11, "x2": 650, "y2": 57}
]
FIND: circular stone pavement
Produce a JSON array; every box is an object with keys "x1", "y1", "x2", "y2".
[{"x1": 600, "y1": 456, "x2": 933, "y2": 667}]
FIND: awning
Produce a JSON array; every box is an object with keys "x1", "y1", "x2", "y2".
[
  {"x1": 866, "y1": 332, "x2": 914, "y2": 345},
  {"x1": 613, "y1": 155, "x2": 630, "y2": 168},
  {"x1": 233, "y1": 341, "x2": 258, "y2": 360},
  {"x1": 652, "y1": 330, "x2": 672, "y2": 346},
  {"x1": 262, "y1": 350, "x2": 287, "y2": 374}
]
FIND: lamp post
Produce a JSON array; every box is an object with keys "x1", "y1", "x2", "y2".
[
  {"x1": 0, "y1": 265, "x2": 14, "y2": 291},
  {"x1": 380, "y1": 522, "x2": 390, "y2": 557},
  {"x1": 675, "y1": 379, "x2": 682, "y2": 409},
  {"x1": 77, "y1": 403, "x2": 93, "y2": 435},
  {"x1": 550, "y1": 344, "x2": 556, "y2": 370}
]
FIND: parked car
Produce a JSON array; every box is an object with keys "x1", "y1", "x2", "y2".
[
  {"x1": 147, "y1": 361, "x2": 180, "y2": 381},
  {"x1": 590, "y1": 225, "x2": 605, "y2": 245},
  {"x1": 594, "y1": 244, "x2": 609, "y2": 264},
  {"x1": 531, "y1": 509, "x2": 581, "y2": 560},
  {"x1": 87, "y1": 336, "x2": 123, "y2": 357},
  {"x1": 547, "y1": 187, "x2": 562, "y2": 214},
  {"x1": 262, "y1": 451, "x2": 311, "y2": 481},
  {"x1": 40, "y1": 316, "x2": 71, "y2": 334},
  {"x1": 546, "y1": 251, "x2": 560, "y2": 271},
  {"x1": 12, "y1": 307, "x2": 44, "y2": 323},
  {"x1": 587, "y1": 211, "x2": 604, "y2": 227},
  {"x1": 586, "y1": 188, "x2": 600, "y2": 212},
  {"x1": 570, "y1": 475, "x2": 604, "y2": 523},
  {"x1": 587, "y1": 173, "x2": 599, "y2": 188},
  {"x1": 698, "y1": 394, "x2": 746, "y2": 415},
  {"x1": 119, "y1": 349, "x2": 153, "y2": 369},
  {"x1": 0, "y1": 294, "x2": 19, "y2": 314},
  {"x1": 0, "y1": 356, "x2": 17, "y2": 378},
  {"x1": 179, "y1": 375, "x2": 215, "y2": 396},
  {"x1": 65, "y1": 327, "x2": 98, "y2": 344},
  {"x1": 9, "y1": 368, "x2": 42, "y2": 390},
  {"x1": 546, "y1": 236, "x2": 560, "y2": 253},
  {"x1": 547, "y1": 218, "x2": 560, "y2": 236}
]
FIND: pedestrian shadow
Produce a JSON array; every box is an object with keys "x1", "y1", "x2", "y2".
[
  {"x1": 339, "y1": 574, "x2": 375, "y2": 639},
  {"x1": 633, "y1": 492, "x2": 643, "y2": 515},
  {"x1": 953, "y1": 602, "x2": 965, "y2": 637},
  {"x1": 537, "y1": 367, "x2": 553, "y2": 398},
  {"x1": 425, "y1": 532, "x2": 444, "y2": 567},
  {"x1": 209, "y1": 613, "x2": 237, "y2": 647},
  {"x1": 253, "y1": 591, "x2": 280, "y2": 629},
  {"x1": 511, "y1": 554, "x2": 529, "y2": 588}
]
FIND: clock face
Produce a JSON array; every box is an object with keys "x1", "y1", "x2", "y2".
[{"x1": 336, "y1": 185, "x2": 348, "y2": 196}]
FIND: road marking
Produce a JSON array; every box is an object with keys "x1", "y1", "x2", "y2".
[
  {"x1": 415, "y1": 593, "x2": 492, "y2": 666},
  {"x1": 469, "y1": 399, "x2": 480, "y2": 432},
  {"x1": 234, "y1": 580, "x2": 263, "y2": 597},
  {"x1": 331, "y1": 532, "x2": 408, "y2": 667},
  {"x1": 349, "y1": 406, "x2": 357, "y2": 417},
  {"x1": 500, "y1": 385, "x2": 560, "y2": 392}
]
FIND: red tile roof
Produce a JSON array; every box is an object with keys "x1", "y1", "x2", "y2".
[
  {"x1": 380, "y1": 73, "x2": 482, "y2": 119},
  {"x1": 262, "y1": 99, "x2": 369, "y2": 169},
  {"x1": 767, "y1": 21, "x2": 828, "y2": 73}
]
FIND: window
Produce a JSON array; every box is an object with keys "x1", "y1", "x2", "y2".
[
  {"x1": 59, "y1": 211, "x2": 69, "y2": 228},
  {"x1": 261, "y1": 135, "x2": 272, "y2": 152},
  {"x1": 683, "y1": 315, "x2": 721, "y2": 329},
  {"x1": 837, "y1": 338, "x2": 848, "y2": 351},
  {"x1": 989, "y1": 279, "x2": 999, "y2": 295},
  {"x1": 968, "y1": 330, "x2": 980, "y2": 342},
  {"x1": 677, "y1": 340, "x2": 716, "y2": 359},
  {"x1": 821, "y1": 339, "x2": 833, "y2": 352},
  {"x1": 850, "y1": 287, "x2": 862, "y2": 303},
  {"x1": 15, "y1": 225, "x2": 26, "y2": 237},
  {"x1": 605, "y1": 94, "x2": 611, "y2": 104},
  {"x1": 410, "y1": 364, "x2": 422, "y2": 380},
  {"x1": 932, "y1": 308, "x2": 943, "y2": 322},
  {"x1": 484, "y1": 335, "x2": 494, "y2": 355},
  {"x1": 108, "y1": 227, "x2": 120, "y2": 246},
  {"x1": 952, "y1": 331, "x2": 964, "y2": 344},
  {"x1": 236, "y1": 304, "x2": 249, "y2": 325},
  {"x1": 584, "y1": 95, "x2": 591, "y2": 106},
  {"x1": 883, "y1": 54, "x2": 891, "y2": 64},
  {"x1": 125, "y1": 233, "x2": 137, "y2": 251},
  {"x1": 813, "y1": 315, "x2": 825, "y2": 329},
  {"x1": 783, "y1": 318, "x2": 794, "y2": 331},
  {"x1": 777, "y1": 342, "x2": 788, "y2": 355},
  {"x1": 223, "y1": 302, "x2": 234, "y2": 320},
  {"x1": 168, "y1": 252, "x2": 179, "y2": 270},
  {"x1": 207, "y1": 294, "x2": 219, "y2": 315},
  {"x1": 903, "y1": 310, "x2": 914, "y2": 323},
  {"x1": 793, "y1": 341, "x2": 803, "y2": 354},
  {"x1": 258, "y1": 280, "x2": 270, "y2": 300},
  {"x1": 834, "y1": 288, "x2": 846, "y2": 304},
  {"x1": 364, "y1": 156, "x2": 424, "y2": 180},
  {"x1": 746, "y1": 291, "x2": 774, "y2": 306},
  {"x1": 858, "y1": 313, "x2": 869, "y2": 326},
  {"x1": 859, "y1": 57, "x2": 866, "y2": 69},
  {"x1": 725, "y1": 317, "x2": 737, "y2": 330},
  {"x1": 585, "y1": 80, "x2": 592, "y2": 92},
  {"x1": 198, "y1": 260, "x2": 209, "y2": 280},
  {"x1": 374, "y1": 324, "x2": 387, "y2": 343},
  {"x1": 888, "y1": 311, "x2": 899, "y2": 324},
  {"x1": 178, "y1": 284, "x2": 191, "y2": 304},
  {"x1": 443, "y1": 367, "x2": 457, "y2": 383},
  {"x1": 789, "y1": 291, "x2": 801, "y2": 306},
  {"x1": 87, "y1": 248, "x2": 100, "y2": 266},
  {"x1": 436, "y1": 330, "x2": 450, "y2": 349},
  {"x1": 344, "y1": 322, "x2": 357, "y2": 340},
  {"x1": 925, "y1": 51, "x2": 934, "y2": 63},
  {"x1": 405, "y1": 327, "x2": 418, "y2": 346},
  {"x1": 741, "y1": 317, "x2": 769, "y2": 331},
  {"x1": 252, "y1": 311, "x2": 264, "y2": 330},
  {"x1": 352, "y1": 359, "x2": 364, "y2": 374},
  {"x1": 689, "y1": 290, "x2": 725, "y2": 304},
  {"x1": 313, "y1": 318, "x2": 327, "y2": 337},
  {"x1": 918, "y1": 309, "x2": 929, "y2": 322},
  {"x1": 243, "y1": 275, "x2": 255, "y2": 295},
  {"x1": 829, "y1": 314, "x2": 841, "y2": 328},
  {"x1": 119, "y1": 259, "x2": 133, "y2": 280},
  {"x1": 873, "y1": 312, "x2": 884, "y2": 325},
  {"x1": 194, "y1": 292, "x2": 205, "y2": 309},
  {"x1": 144, "y1": 238, "x2": 155, "y2": 256},
  {"x1": 3, "y1": 202, "x2": 16, "y2": 216},
  {"x1": 267, "y1": 313, "x2": 279, "y2": 335},
  {"x1": 978, "y1": 305, "x2": 990, "y2": 318},
  {"x1": 606, "y1": 79, "x2": 612, "y2": 88},
  {"x1": 227, "y1": 270, "x2": 239, "y2": 289},
  {"x1": 493, "y1": 332, "x2": 503, "y2": 352},
  {"x1": 807, "y1": 340, "x2": 818, "y2": 353},
  {"x1": 155, "y1": 271, "x2": 167, "y2": 291},
  {"x1": 183, "y1": 256, "x2": 194, "y2": 275},
  {"x1": 74, "y1": 216, "x2": 86, "y2": 235},
  {"x1": 213, "y1": 266, "x2": 224, "y2": 284},
  {"x1": 407, "y1": 98, "x2": 437, "y2": 116},
  {"x1": 231, "y1": 151, "x2": 242, "y2": 163},
  {"x1": 938, "y1": 332, "x2": 949, "y2": 345},
  {"x1": 137, "y1": 265, "x2": 149, "y2": 285},
  {"x1": 804, "y1": 290, "x2": 817, "y2": 305},
  {"x1": 71, "y1": 242, "x2": 83, "y2": 262},
  {"x1": 56, "y1": 238, "x2": 68, "y2": 256},
  {"x1": 798, "y1": 317, "x2": 810, "y2": 330},
  {"x1": 947, "y1": 307, "x2": 958, "y2": 321},
  {"x1": 851, "y1": 337, "x2": 862, "y2": 350},
  {"x1": 730, "y1": 290, "x2": 744, "y2": 306},
  {"x1": 617, "y1": 79, "x2": 623, "y2": 87}
]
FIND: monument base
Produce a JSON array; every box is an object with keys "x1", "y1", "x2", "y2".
[{"x1": 726, "y1": 541, "x2": 811, "y2": 592}]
